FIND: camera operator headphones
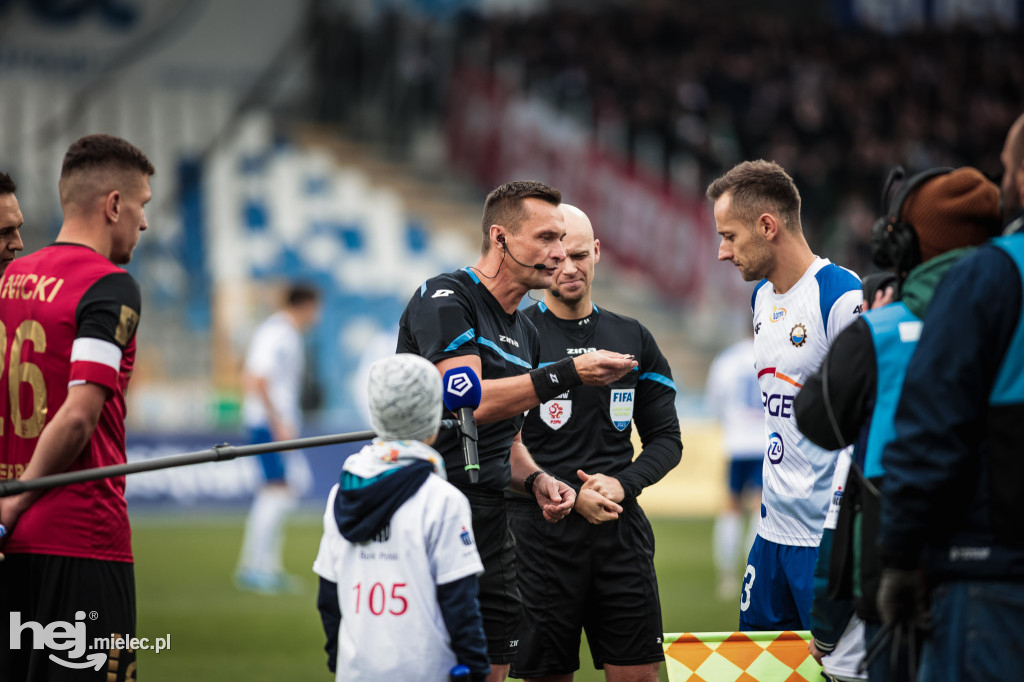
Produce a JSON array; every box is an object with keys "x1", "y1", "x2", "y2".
[{"x1": 870, "y1": 166, "x2": 954, "y2": 277}]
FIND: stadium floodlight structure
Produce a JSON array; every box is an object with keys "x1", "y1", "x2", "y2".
[{"x1": 0, "y1": 421, "x2": 460, "y2": 498}]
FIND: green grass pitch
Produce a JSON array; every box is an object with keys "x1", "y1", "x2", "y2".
[{"x1": 132, "y1": 513, "x2": 740, "y2": 681}]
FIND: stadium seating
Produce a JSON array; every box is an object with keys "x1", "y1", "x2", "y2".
[{"x1": 200, "y1": 113, "x2": 476, "y2": 430}]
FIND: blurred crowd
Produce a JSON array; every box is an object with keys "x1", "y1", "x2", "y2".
[
  {"x1": 461, "y1": 7, "x2": 1021, "y2": 274},
  {"x1": 312, "y1": 4, "x2": 1023, "y2": 276}
]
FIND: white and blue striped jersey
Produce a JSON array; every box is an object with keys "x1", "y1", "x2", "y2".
[{"x1": 752, "y1": 258, "x2": 861, "y2": 546}]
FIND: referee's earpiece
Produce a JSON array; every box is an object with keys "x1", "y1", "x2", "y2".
[{"x1": 495, "y1": 232, "x2": 547, "y2": 271}]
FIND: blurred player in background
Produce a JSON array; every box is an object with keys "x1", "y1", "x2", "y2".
[
  {"x1": 0, "y1": 134, "x2": 153, "y2": 681},
  {"x1": 511, "y1": 205, "x2": 682, "y2": 682},
  {"x1": 397, "y1": 181, "x2": 636, "y2": 681},
  {"x1": 313, "y1": 353, "x2": 489, "y2": 681},
  {"x1": 0, "y1": 172, "x2": 24, "y2": 276},
  {"x1": 706, "y1": 335, "x2": 764, "y2": 600},
  {"x1": 235, "y1": 284, "x2": 320, "y2": 593},
  {"x1": 707, "y1": 160, "x2": 862, "y2": 631}
]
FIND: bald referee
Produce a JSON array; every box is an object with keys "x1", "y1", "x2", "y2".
[
  {"x1": 511, "y1": 205, "x2": 682, "y2": 682},
  {"x1": 397, "y1": 181, "x2": 637, "y2": 681}
]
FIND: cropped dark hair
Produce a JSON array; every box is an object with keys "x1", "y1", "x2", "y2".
[
  {"x1": 287, "y1": 283, "x2": 320, "y2": 307},
  {"x1": 706, "y1": 160, "x2": 802, "y2": 232},
  {"x1": 0, "y1": 172, "x2": 15, "y2": 196},
  {"x1": 61, "y1": 134, "x2": 155, "y2": 179},
  {"x1": 480, "y1": 180, "x2": 561, "y2": 252}
]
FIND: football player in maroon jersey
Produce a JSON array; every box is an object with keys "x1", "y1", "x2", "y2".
[{"x1": 1, "y1": 134, "x2": 153, "y2": 682}]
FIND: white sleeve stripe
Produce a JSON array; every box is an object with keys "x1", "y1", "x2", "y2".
[{"x1": 71, "y1": 337, "x2": 123, "y2": 370}]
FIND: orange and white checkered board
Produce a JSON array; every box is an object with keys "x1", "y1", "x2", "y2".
[{"x1": 662, "y1": 631, "x2": 821, "y2": 682}]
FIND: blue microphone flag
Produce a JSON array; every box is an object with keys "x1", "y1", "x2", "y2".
[{"x1": 442, "y1": 366, "x2": 483, "y2": 411}]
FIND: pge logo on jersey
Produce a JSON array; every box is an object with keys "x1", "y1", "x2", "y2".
[
  {"x1": 446, "y1": 372, "x2": 472, "y2": 397},
  {"x1": 762, "y1": 393, "x2": 795, "y2": 418}
]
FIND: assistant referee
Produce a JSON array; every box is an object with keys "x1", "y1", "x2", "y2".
[
  {"x1": 511, "y1": 204, "x2": 682, "y2": 682},
  {"x1": 397, "y1": 182, "x2": 637, "y2": 682}
]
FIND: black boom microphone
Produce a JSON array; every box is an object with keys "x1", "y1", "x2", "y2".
[{"x1": 0, "y1": 422, "x2": 461, "y2": 499}]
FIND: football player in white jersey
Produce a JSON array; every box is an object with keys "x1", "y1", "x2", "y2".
[
  {"x1": 707, "y1": 336, "x2": 765, "y2": 600},
  {"x1": 707, "y1": 160, "x2": 862, "y2": 637},
  {"x1": 236, "y1": 284, "x2": 320, "y2": 593},
  {"x1": 313, "y1": 353, "x2": 490, "y2": 681}
]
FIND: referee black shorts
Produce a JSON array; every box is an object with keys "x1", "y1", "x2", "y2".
[
  {"x1": 457, "y1": 486, "x2": 523, "y2": 665},
  {"x1": 508, "y1": 498, "x2": 664, "y2": 677},
  {"x1": 0, "y1": 553, "x2": 137, "y2": 682}
]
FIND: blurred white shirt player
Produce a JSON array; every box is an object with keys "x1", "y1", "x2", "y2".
[
  {"x1": 241, "y1": 311, "x2": 304, "y2": 438},
  {"x1": 236, "y1": 284, "x2": 319, "y2": 594},
  {"x1": 707, "y1": 337, "x2": 764, "y2": 599},
  {"x1": 313, "y1": 354, "x2": 489, "y2": 681}
]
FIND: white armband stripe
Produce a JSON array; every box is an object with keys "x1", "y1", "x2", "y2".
[{"x1": 71, "y1": 337, "x2": 123, "y2": 370}]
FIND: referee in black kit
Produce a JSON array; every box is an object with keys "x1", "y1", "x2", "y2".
[
  {"x1": 397, "y1": 182, "x2": 637, "y2": 682},
  {"x1": 510, "y1": 204, "x2": 683, "y2": 682}
]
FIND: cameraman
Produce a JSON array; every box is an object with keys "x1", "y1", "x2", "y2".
[
  {"x1": 875, "y1": 113, "x2": 1024, "y2": 681},
  {"x1": 794, "y1": 167, "x2": 1002, "y2": 680}
]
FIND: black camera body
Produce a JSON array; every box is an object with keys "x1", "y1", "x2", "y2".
[{"x1": 861, "y1": 271, "x2": 900, "y2": 305}]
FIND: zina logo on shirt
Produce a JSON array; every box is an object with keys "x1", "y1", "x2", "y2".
[{"x1": 609, "y1": 389, "x2": 634, "y2": 430}]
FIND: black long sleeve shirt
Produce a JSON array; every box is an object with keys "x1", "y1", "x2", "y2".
[{"x1": 517, "y1": 302, "x2": 682, "y2": 501}]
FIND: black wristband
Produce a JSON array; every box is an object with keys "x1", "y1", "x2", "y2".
[
  {"x1": 523, "y1": 470, "x2": 546, "y2": 496},
  {"x1": 529, "y1": 357, "x2": 582, "y2": 403}
]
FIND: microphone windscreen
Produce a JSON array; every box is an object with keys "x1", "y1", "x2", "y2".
[{"x1": 442, "y1": 366, "x2": 483, "y2": 410}]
